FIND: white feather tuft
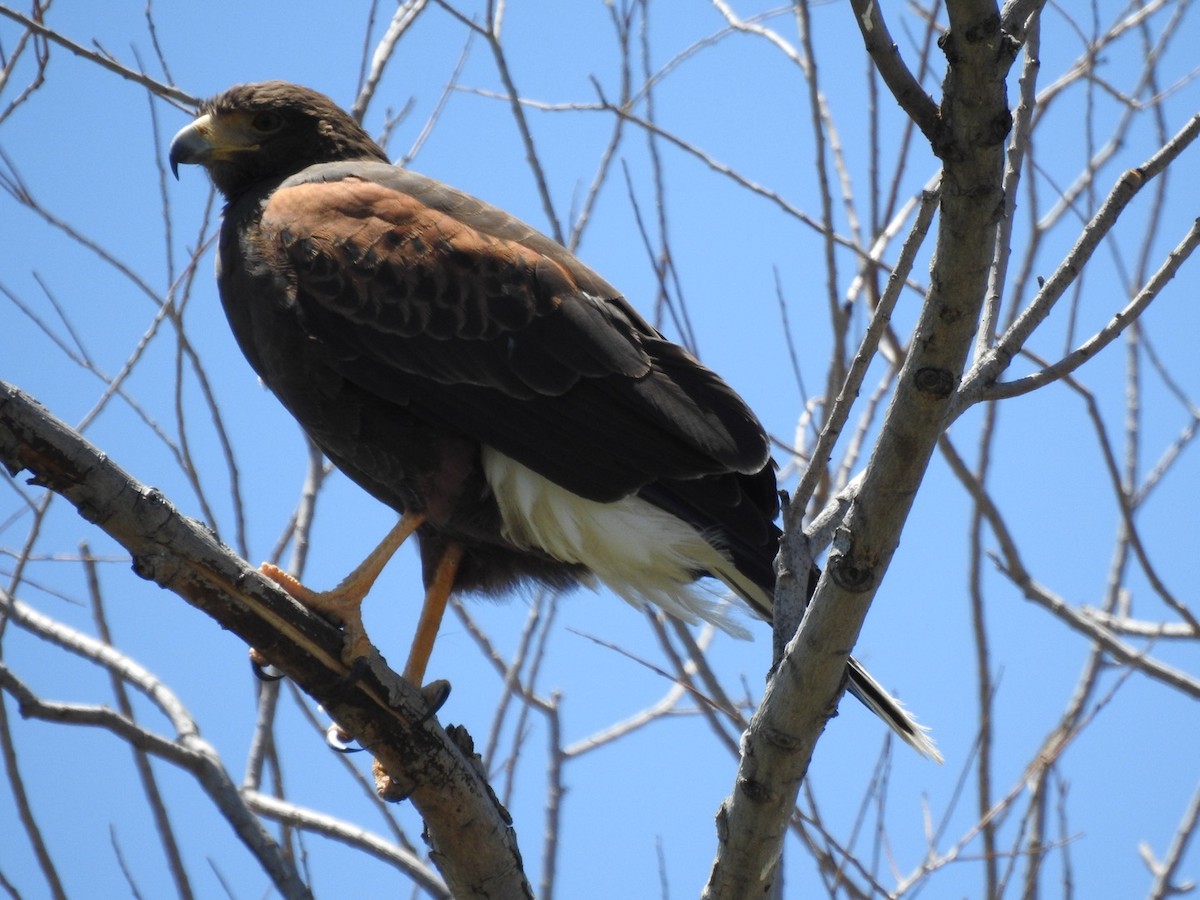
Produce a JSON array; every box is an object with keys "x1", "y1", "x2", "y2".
[
  {"x1": 482, "y1": 449, "x2": 943, "y2": 761},
  {"x1": 482, "y1": 447, "x2": 753, "y2": 637}
]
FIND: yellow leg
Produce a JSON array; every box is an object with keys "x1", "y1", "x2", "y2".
[
  {"x1": 402, "y1": 541, "x2": 464, "y2": 686},
  {"x1": 376, "y1": 545, "x2": 462, "y2": 802},
  {"x1": 261, "y1": 511, "x2": 425, "y2": 664}
]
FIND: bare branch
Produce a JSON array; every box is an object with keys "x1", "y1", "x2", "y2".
[
  {"x1": 0, "y1": 671, "x2": 67, "y2": 899},
  {"x1": 0, "y1": 0, "x2": 50, "y2": 127},
  {"x1": 85, "y1": 545, "x2": 194, "y2": 900},
  {"x1": 350, "y1": 0, "x2": 430, "y2": 122},
  {"x1": 979, "y1": 218, "x2": 1200, "y2": 403},
  {"x1": 706, "y1": 4, "x2": 1017, "y2": 892},
  {"x1": 848, "y1": 0, "x2": 943, "y2": 146},
  {"x1": 0, "y1": 380, "x2": 532, "y2": 898},
  {"x1": 938, "y1": 435, "x2": 1200, "y2": 699},
  {"x1": 957, "y1": 112, "x2": 1200, "y2": 408},
  {"x1": 788, "y1": 188, "x2": 938, "y2": 520},
  {"x1": 244, "y1": 790, "x2": 450, "y2": 898},
  {"x1": 0, "y1": 662, "x2": 311, "y2": 899},
  {"x1": 0, "y1": 5, "x2": 195, "y2": 107},
  {"x1": 1143, "y1": 781, "x2": 1200, "y2": 900}
]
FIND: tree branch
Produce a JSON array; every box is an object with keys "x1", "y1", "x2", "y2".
[
  {"x1": 848, "y1": 0, "x2": 943, "y2": 147},
  {"x1": 979, "y1": 218, "x2": 1200, "y2": 403},
  {"x1": 0, "y1": 660, "x2": 311, "y2": 899},
  {"x1": 704, "y1": 3, "x2": 1018, "y2": 894},
  {"x1": 955, "y1": 111, "x2": 1200, "y2": 411},
  {"x1": 0, "y1": 6, "x2": 196, "y2": 108},
  {"x1": 0, "y1": 379, "x2": 533, "y2": 899},
  {"x1": 244, "y1": 790, "x2": 450, "y2": 898}
]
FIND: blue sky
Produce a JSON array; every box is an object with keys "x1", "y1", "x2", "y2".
[{"x1": 2, "y1": 2, "x2": 1199, "y2": 897}]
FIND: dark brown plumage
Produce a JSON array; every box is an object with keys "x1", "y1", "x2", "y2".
[{"x1": 169, "y1": 81, "x2": 937, "y2": 759}]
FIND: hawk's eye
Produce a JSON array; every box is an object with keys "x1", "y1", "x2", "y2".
[{"x1": 251, "y1": 111, "x2": 284, "y2": 134}]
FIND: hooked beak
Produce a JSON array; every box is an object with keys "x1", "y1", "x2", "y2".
[{"x1": 168, "y1": 113, "x2": 216, "y2": 179}]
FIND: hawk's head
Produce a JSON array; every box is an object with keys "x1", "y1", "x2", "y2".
[{"x1": 169, "y1": 81, "x2": 388, "y2": 199}]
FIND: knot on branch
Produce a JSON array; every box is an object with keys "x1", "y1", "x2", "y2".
[
  {"x1": 938, "y1": 12, "x2": 1006, "y2": 61},
  {"x1": 914, "y1": 366, "x2": 957, "y2": 398},
  {"x1": 986, "y1": 109, "x2": 1015, "y2": 146},
  {"x1": 736, "y1": 775, "x2": 774, "y2": 805},
  {"x1": 963, "y1": 12, "x2": 1002, "y2": 45},
  {"x1": 761, "y1": 725, "x2": 803, "y2": 752},
  {"x1": 828, "y1": 554, "x2": 877, "y2": 593},
  {"x1": 131, "y1": 550, "x2": 174, "y2": 583}
]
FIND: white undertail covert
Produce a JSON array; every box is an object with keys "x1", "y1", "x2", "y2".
[
  {"x1": 481, "y1": 447, "x2": 761, "y2": 637},
  {"x1": 481, "y1": 447, "x2": 943, "y2": 762}
]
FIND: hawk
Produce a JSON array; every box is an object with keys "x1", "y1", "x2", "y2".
[{"x1": 169, "y1": 81, "x2": 937, "y2": 760}]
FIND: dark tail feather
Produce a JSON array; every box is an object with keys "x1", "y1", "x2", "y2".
[
  {"x1": 642, "y1": 476, "x2": 940, "y2": 760},
  {"x1": 728, "y1": 564, "x2": 941, "y2": 762},
  {"x1": 846, "y1": 658, "x2": 942, "y2": 762}
]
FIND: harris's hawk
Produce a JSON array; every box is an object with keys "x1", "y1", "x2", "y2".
[{"x1": 169, "y1": 81, "x2": 938, "y2": 760}]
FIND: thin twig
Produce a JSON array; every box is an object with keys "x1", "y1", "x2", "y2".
[
  {"x1": 957, "y1": 113, "x2": 1200, "y2": 408},
  {"x1": 85, "y1": 543, "x2": 194, "y2": 900},
  {"x1": 351, "y1": 0, "x2": 430, "y2": 122},
  {"x1": 0, "y1": 6, "x2": 195, "y2": 107}
]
